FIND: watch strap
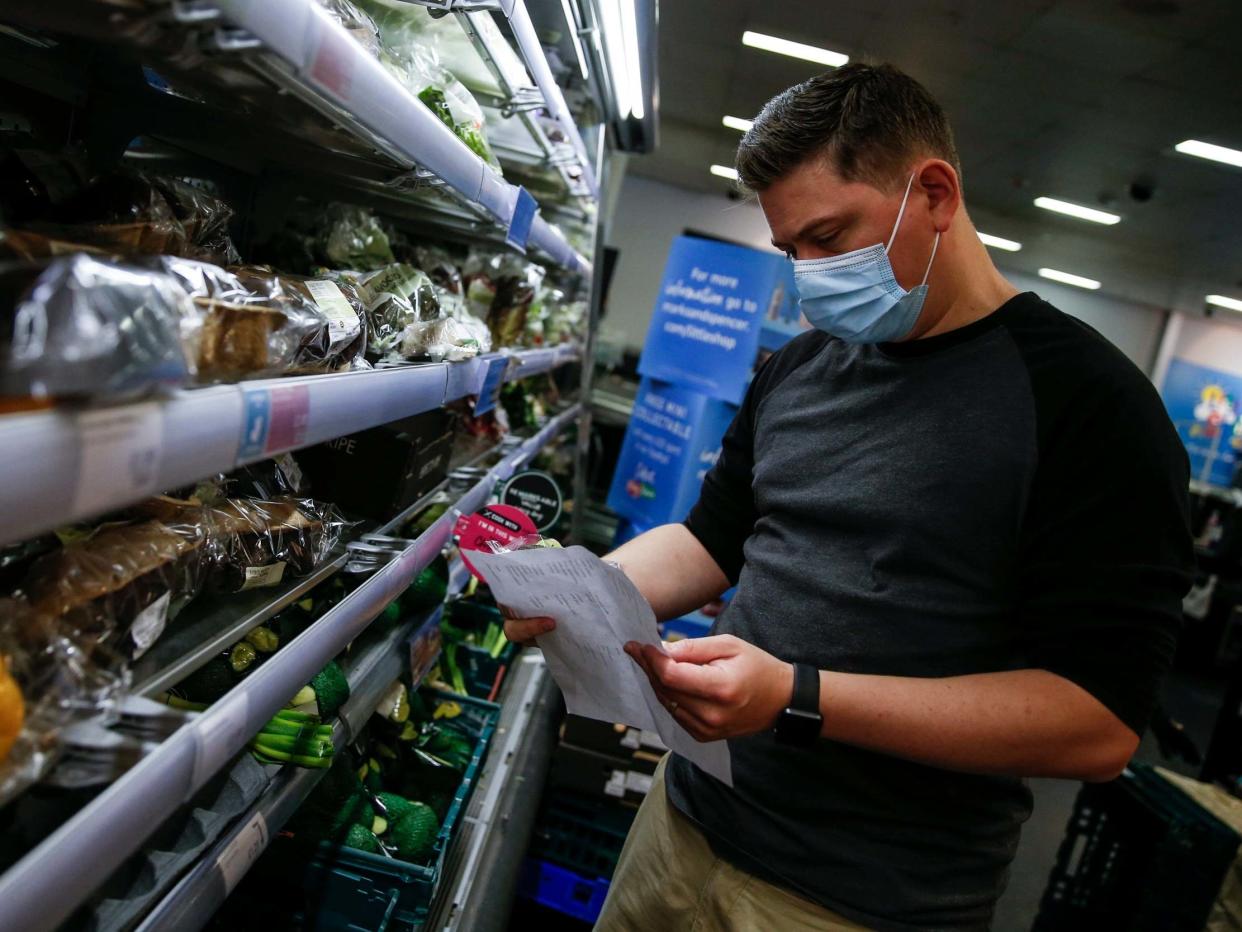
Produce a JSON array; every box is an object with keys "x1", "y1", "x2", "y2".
[{"x1": 791, "y1": 662, "x2": 819, "y2": 713}]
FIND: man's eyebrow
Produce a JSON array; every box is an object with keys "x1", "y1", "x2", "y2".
[{"x1": 771, "y1": 214, "x2": 843, "y2": 250}]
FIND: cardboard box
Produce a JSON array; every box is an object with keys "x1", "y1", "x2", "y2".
[
  {"x1": 549, "y1": 742, "x2": 661, "y2": 806},
  {"x1": 298, "y1": 408, "x2": 455, "y2": 520}
]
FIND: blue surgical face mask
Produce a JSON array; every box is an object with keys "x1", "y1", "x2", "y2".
[{"x1": 790, "y1": 172, "x2": 940, "y2": 344}]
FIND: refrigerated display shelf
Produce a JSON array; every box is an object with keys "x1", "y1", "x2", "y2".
[
  {"x1": 0, "y1": 344, "x2": 577, "y2": 548},
  {"x1": 211, "y1": 0, "x2": 593, "y2": 271},
  {"x1": 0, "y1": 403, "x2": 580, "y2": 932}
]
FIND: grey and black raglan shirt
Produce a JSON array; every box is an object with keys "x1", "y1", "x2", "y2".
[{"x1": 667, "y1": 292, "x2": 1194, "y2": 931}]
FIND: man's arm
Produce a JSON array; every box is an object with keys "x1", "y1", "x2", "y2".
[
  {"x1": 500, "y1": 523, "x2": 729, "y2": 643},
  {"x1": 626, "y1": 636, "x2": 1138, "y2": 782}
]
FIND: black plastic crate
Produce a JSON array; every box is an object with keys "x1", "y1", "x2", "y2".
[
  {"x1": 530, "y1": 790, "x2": 638, "y2": 880},
  {"x1": 1034, "y1": 765, "x2": 1240, "y2": 931}
]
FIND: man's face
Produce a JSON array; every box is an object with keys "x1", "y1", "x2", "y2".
[{"x1": 760, "y1": 157, "x2": 931, "y2": 292}]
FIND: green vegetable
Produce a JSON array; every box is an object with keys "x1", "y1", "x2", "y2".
[
  {"x1": 371, "y1": 815, "x2": 388, "y2": 835},
  {"x1": 310, "y1": 660, "x2": 350, "y2": 718},
  {"x1": 389, "y1": 803, "x2": 440, "y2": 861},
  {"x1": 245, "y1": 627, "x2": 279, "y2": 653},
  {"x1": 342, "y1": 823, "x2": 380, "y2": 854},
  {"x1": 251, "y1": 744, "x2": 334, "y2": 769},
  {"x1": 404, "y1": 555, "x2": 448, "y2": 611},
  {"x1": 288, "y1": 685, "x2": 316, "y2": 708},
  {"x1": 230, "y1": 642, "x2": 257, "y2": 674},
  {"x1": 176, "y1": 657, "x2": 235, "y2": 703},
  {"x1": 418, "y1": 86, "x2": 454, "y2": 128},
  {"x1": 376, "y1": 792, "x2": 418, "y2": 822}
]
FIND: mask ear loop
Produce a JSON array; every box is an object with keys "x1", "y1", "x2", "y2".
[
  {"x1": 920, "y1": 233, "x2": 941, "y2": 286},
  {"x1": 884, "y1": 172, "x2": 918, "y2": 254}
]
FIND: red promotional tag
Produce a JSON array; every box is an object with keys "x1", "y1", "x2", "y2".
[{"x1": 454, "y1": 504, "x2": 537, "y2": 580}]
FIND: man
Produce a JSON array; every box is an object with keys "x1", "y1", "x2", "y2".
[{"x1": 507, "y1": 63, "x2": 1193, "y2": 930}]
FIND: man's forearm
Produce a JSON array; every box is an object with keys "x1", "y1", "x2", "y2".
[
  {"x1": 607, "y1": 524, "x2": 730, "y2": 621},
  {"x1": 817, "y1": 667, "x2": 1139, "y2": 782}
]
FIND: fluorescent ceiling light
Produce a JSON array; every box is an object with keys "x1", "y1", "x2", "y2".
[
  {"x1": 1207, "y1": 294, "x2": 1242, "y2": 313},
  {"x1": 978, "y1": 232, "x2": 1022, "y2": 252},
  {"x1": 742, "y1": 30, "x2": 848, "y2": 67},
  {"x1": 710, "y1": 164, "x2": 739, "y2": 181},
  {"x1": 1039, "y1": 267, "x2": 1101, "y2": 290},
  {"x1": 1175, "y1": 139, "x2": 1242, "y2": 168},
  {"x1": 1033, "y1": 196, "x2": 1121, "y2": 225},
  {"x1": 618, "y1": 0, "x2": 644, "y2": 120},
  {"x1": 600, "y1": 1, "x2": 643, "y2": 120},
  {"x1": 559, "y1": 0, "x2": 589, "y2": 80},
  {"x1": 723, "y1": 115, "x2": 754, "y2": 133}
]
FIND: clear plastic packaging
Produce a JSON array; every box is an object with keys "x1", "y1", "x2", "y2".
[
  {"x1": 19, "y1": 518, "x2": 208, "y2": 666},
  {"x1": 132, "y1": 493, "x2": 349, "y2": 595},
  {"x1": 0, "y1": 253, "x2": 196, "y2": 406},
  {"x1": 485, "y1": 256, "x2": 546, "y2": 349},
  {"x1": 315, "y1": 0, "x2": 381, "y2": 57},
  {"x1": 0, "y1": 598, "x2": 125, "y2": 808},
  {"x1": 329, "y1": 263, "x2": 440, "y2": 359},
  {"x1": 398, "y1": 316, "x2": 481, "y2": 361}
]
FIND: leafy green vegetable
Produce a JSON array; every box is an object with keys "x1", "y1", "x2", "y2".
[
  {"x1": 311, "y1": 660, "x2": 350, "y2": 718},
  {"x1": 343, "y1": 823, "x2": 380, "y2": 854},
  {"x1": 389, "y1": 803, "x2": 439, "y2": 861}
]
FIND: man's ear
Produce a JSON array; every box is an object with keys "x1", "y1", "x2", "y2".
[{"x1": 916, "y1": 160, "x2": 961, "y2": 233}]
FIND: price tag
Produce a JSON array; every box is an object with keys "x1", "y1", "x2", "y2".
[
  {"x1": 473, "y1": 356, "x2": 509, "y2": 416},
  {"x1": 505, "y1": 186, "x2": 538, "y2": 253},
  {"x1": 275, "y1": 452, "x2": 303, "y2": 493},
  {"x1": 305, "y1": 279, "x2": 359, "y2": 337},
  {"x1": 73, "y1": 403, "x2": 164, "y2": 518},
  {"x1": 130, "y1": 591, "x2": 171, "y2": 660},
  {"x1": 190, "y1": 692, "x2": 250, "y2": 798},
  {"x1": 240, "y1": 562, "x2": 287, "y2": 591},
  {"x1": 216, "y1": 812, "x2": 269, "y2": 897},
  {"x1": 500, "y1": 470, "x2": 563, "y2": 532},
  {"x1": 237, "y1": 385, "x2": 310, "y2": 462}
]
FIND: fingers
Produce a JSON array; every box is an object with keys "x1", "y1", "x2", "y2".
[
  {"x1": 502, "y1": 615, "x2": 555, "y2": 646},
  {"x1": 624, "y1": 642, "x2": 677, "y2": 706},
  {"x1": 637, "y1": 643, "x2": 727, "y2": 698},
  {"x1": 663, "y1": 634, "x2": 740, "y2": 664}
]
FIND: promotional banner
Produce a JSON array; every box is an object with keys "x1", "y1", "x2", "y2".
[
  {"x1": 1161, "y1": 357, "x2": 1242, "y2": 486},
  {"x1": 607, "y1": 378, "x2": 738, "y2": 528},
  {"x1": 638, "y1": 236, "x2": 787, "y2": 403}
]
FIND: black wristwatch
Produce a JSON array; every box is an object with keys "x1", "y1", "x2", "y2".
[{"x1": 774, "y1": 663, "x2": 823, "y2": 746}]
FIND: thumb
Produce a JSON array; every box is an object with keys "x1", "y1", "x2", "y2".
[{"x1": 663, "y1": 635, "x2": 739, "y2": 664}]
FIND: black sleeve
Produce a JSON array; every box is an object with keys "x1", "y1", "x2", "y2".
[
  {"x1": 1015, "y1": 373, "x2": 1194, "y2": 735},
  {"x1": 684, "y1": 332, "x2": 827, "y2": 585}
]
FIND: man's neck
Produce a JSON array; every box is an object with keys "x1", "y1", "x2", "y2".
[{"x1": 907, "y1": 224, "x2": 1019, "y2": 341}]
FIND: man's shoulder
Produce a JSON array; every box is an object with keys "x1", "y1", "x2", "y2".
[
  {"x1": 749, "y1": 329, "x2": 831, "y2": 402},
  {"x1": 999, "y1": 292, "x2": 1155, "y2": 401}
]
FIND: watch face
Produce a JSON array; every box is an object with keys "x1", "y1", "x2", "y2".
[{"x1": 777, "y1": 707, "x2": 822, "y2": 746}]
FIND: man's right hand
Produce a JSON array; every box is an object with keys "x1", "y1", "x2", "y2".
[{"x1": 498, "y1": 606, "x2": 556, "y2": 646}]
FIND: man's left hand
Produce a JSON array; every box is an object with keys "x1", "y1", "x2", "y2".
[{"x1": 624, "y1": 635, "x2": 795, "y2": 742}]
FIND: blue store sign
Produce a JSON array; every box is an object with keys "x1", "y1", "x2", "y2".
[{"x1": 638, "y1": 236, "x2": 789, "y2": 404}]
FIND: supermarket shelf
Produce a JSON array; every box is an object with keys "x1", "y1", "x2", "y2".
[
  {"x1": 0, "y1": 344, "x2": 577, "y2": 548},
  {"x1": 133, "y1": 604, "x2": 443, "y2": 932},
  {"x1": 0, "y1": 404, "x2": 580, "y2": 932},
  {"x1": 210, "y1": 0, "x2": 592, "y2": 273},
  {"x1": 425, "y1": 651, "x2": 561, "y2": 931}
]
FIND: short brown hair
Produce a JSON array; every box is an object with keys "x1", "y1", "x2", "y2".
[{"x1": 735, "y1": 63, "x2": 960, "y2": 192}]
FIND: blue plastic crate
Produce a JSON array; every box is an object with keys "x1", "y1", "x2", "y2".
[
  {"x1": 518, "y1": 858, "x2": 612, "y2": 923},
  {"x1": 291, "y1": 691, "x2": 500, "y2": 931}
]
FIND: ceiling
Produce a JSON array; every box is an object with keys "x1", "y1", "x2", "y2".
[{"x1": 628, "y1": 0, "x2": 1242, "y2": 315}]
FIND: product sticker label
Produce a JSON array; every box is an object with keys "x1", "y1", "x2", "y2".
[
  {"x1": 238, "y1": 385, "x2": 311, "y2": 462},
  {"x1": 73, "y1": 402, "x2": 164, "y2": 519},
  {"x1": 274, "y1": 452, "x2": 303, "y2": 493},
  {"x1": 216, "y1": 811, "x2": 269, "y2": 897},
  {"x1": 506, "y1": 186, "x2": 538, "y2": 253},
  {"x1": 240, "y1": 562, "x2": 287, "y2": 591},
  {"x1": 130, "y1": 590, "x2": 171, "y2": 659},
  {"x1": 305, "y1": 279, "x2": 359, "y2": 336},
  {"x1": 454, "y1": 505, "x2": 538, "y2": 581},
  {"x1": 190, "y1": 692, "x2": 250, "y2": 798}
]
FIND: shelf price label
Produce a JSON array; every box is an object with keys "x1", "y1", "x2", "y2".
[
  {"x1": 506, "y1": 186, "x2": 538, "y2": 253},
  {"x1": 472, "y1": 355, "x2": 511, "y2": 416},
  {"x1": 237, "y1": 385, "x2": 311, "y2": 462},
  {"x1": 72, "y1": 402, "x2": 164, "y2": 519}
]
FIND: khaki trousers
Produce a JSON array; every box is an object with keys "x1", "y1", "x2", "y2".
[{"x1": 595, "y1": 757, "x2": 870, "y2": 931}]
